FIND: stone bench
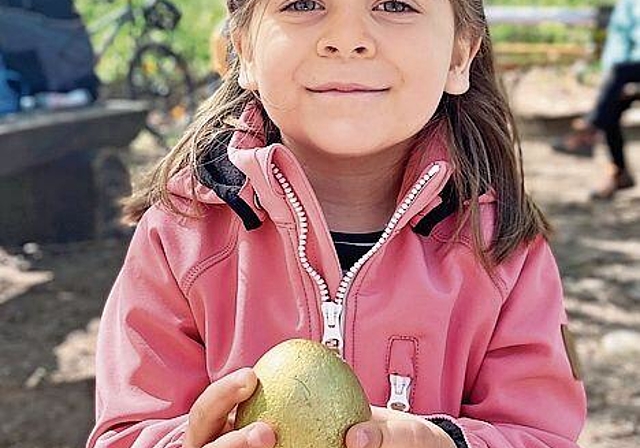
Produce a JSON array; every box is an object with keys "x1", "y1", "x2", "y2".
[{"x1": 0, "y1": 100, "x2": 148, "y2": 245}]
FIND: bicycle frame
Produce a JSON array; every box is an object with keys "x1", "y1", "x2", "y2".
[
  {"x1": 88, "y1": 0, "x2": 137, "y2": 64},
  {"x1": 85, "y1": 0, "x2": 194, "y2": 149}
]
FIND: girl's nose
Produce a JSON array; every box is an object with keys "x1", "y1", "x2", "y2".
[{"x1": 316, "y1": 13, "x2": 376, "y2": 59}]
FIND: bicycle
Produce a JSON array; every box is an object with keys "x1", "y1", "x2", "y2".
[{"x1": 89, "y1": 0, "x2": 196, "y2": 148}]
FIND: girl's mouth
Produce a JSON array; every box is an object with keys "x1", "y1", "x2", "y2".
[{"x1": 307, "y1": 82, "x2": 389, "y2": 93}]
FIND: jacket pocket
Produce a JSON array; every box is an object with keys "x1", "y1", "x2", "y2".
[{"x1": 385, "y1": 336, "x2": 418, "y2": 412}]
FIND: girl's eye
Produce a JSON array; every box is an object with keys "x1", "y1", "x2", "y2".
[
  {"x1": 283, "y1": 0, "x2": 323, "y2": 11},
  {"x1": 374, "y1": 0, "x2": 416, "y2": 13}
]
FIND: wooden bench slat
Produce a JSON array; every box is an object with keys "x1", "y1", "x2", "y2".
[
  {"x1": 485, "y1": 6, "x2": 596, "y2": 27},
  {"x1": 484, "y1": 5, "x2": 615, "y2": 70}
]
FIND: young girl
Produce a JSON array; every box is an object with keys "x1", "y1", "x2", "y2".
[{"x1": 87, "y1": 0, "x2": 587, "y2": 447}]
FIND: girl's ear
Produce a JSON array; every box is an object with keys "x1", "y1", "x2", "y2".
[
  {"x1": 444, "y1": 35, "x2": 482, "y2": 95},
  {"x1": 231, "y1": 30, "x2": 259, "y2": 91}
]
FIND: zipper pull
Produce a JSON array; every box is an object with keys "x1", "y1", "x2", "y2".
[
  {"x1": 386, "y1": 374, "x2": 412, "y2": 412},
  {"x1": 321, "y1": 301, "x2": 344, "y2": 356}
]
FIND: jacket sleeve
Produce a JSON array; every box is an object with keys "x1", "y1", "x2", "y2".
[
  {"x1": 440, "y1": 236, "x2": 587, "y2": 448},
  {"x1": 86, "y1": 210, "x2": 210, "y2": 448},
  {"x1": 601, "y1": 0, "x2": 634, "y2": 71}
]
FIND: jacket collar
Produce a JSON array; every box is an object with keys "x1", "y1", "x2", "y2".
[{"x1": 190, "y1": 102, "x2": 462, "y2": 235}]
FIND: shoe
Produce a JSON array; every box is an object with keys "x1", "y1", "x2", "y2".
[
  {"x1": 590, "y1": 169, "x2": 636, "y2": 201},
  {"x1": 551, "y1": 137, "x2": 594, "y2": 158}
]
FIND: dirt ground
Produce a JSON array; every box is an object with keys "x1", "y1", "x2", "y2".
[{"x1": 1, "y1": 69, "x2": 640, "y2": 448}]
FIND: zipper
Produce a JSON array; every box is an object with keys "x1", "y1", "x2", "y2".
[
  {"x1": 272, "y1": 163, "x2": 442, "y2": 358},
  {"x1": 321, "y1": 300, "x2": 344, "y2": 353},
  {"x1": 387, "y1": 374, "x2": 412, "y2": 412},
  {"x1": 385, "y1": 337, "x2": 418, "y2": 412}
]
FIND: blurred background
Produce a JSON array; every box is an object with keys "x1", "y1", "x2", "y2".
[{"x1": 1, "y1": 0, "x2": 640, "y2": 447}]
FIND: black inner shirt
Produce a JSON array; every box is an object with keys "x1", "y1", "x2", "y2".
[{"x1": 330, "y1": 230, "x2": 384, "y2": 273}]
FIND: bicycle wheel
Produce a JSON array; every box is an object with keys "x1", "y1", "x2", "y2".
[{"x1": 127, "y1": 42, "x2": 196, "y2": 149}]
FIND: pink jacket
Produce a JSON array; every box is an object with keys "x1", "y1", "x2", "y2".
[{"x1": 88, "y1": 107, "x2": 586, "y2": 448}]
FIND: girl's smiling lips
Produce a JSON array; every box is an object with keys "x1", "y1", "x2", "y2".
[{"x1": 307, "y1": 82, "x2": 390, "y2": 94}]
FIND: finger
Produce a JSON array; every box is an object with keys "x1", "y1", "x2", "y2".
[
  {"x1": 203, "y1": 422, "x2": 276, "y2": 448},
  {"x1": 346, "y1": 418, "x2": 442, "y2": 448},
  {"x1": 346, "y1": 422, "x2": 383, "y2": 448},
  {"x1": 184, "y1": 368, "x2": 258, "y2": 448},
  {"x1": 371, "y1": 406, "x2": 425, "y2": 422},
  {"x1": 220, "y1": 415, "x2": 234, "y2": 435},
  {"x1": 369, "y1": 406, "x2": 411, "y2": 422}
]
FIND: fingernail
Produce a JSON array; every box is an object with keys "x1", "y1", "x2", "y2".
[
  {"x1": 247, "y1": 424, "x2": 273, "y2": 448},
  {"x1": 356, "y1": 428, "x2": 371, "y2": 448}
]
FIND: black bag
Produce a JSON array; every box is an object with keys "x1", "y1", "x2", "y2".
[
  {"x1": 0, "y1": 0, "x2": 78, "y2": 19},
  {"x1": 0, "y1": 0, "x2": 99, "y2": 98}
]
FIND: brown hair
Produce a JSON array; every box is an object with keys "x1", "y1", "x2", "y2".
[{"x1": 122, "y1": 0, "x2": 550, "y2": 268}]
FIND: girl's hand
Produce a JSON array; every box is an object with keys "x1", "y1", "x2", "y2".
[
  {"x1": 183, "y1": 368, "x2": 276, "y2": 448},
  {"x1": 345, "y1": 406, "x2": 455, "y2": 448}
]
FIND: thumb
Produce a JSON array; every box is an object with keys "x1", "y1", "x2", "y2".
[{"x1": 346, "y1": 422, "x2": 383, "y2": 448}]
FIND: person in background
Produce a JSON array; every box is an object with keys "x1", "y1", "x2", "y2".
[
  {"x1": 0, "y1": 0, "x2": 99, "y2": 110},
  {"x1": 87, "y1": 0, "x2": 587, "y2": 447},
  {"x1": 552, "y1": 0, "x2": 639, "y2": 200}
]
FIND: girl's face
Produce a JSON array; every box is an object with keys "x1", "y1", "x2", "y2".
[{"x1": 235, "y1": 0, "x2": 477, "y2": 159}]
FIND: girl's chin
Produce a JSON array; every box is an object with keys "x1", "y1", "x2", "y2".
[
  {"x1": 292, "y1": 139, "x2": 400, "y2": 160},
  {"x1": 294, "y1": 129, "x2": 407, "y2": 156}
]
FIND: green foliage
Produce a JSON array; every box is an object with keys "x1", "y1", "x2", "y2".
[
  {"x1": 485, "y1": 0, "x2": 616, "y2": 50},
  {"x1": 489, "y1": 23, "x2": 591, "y2": 45},
  {"x1": 76, "y1": 0, "x2": 226, "y2": 84}
]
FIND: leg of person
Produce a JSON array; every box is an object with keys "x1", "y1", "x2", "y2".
[
  {"x1": 589, "y1": 62, "x2": 640, "y2": 130},
  {"x1": 552, "y1": 62, "x2": 640, "y2": 157},
  {"x1": 590, "y1": 95, "x2": 637, "y2": 200}
]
